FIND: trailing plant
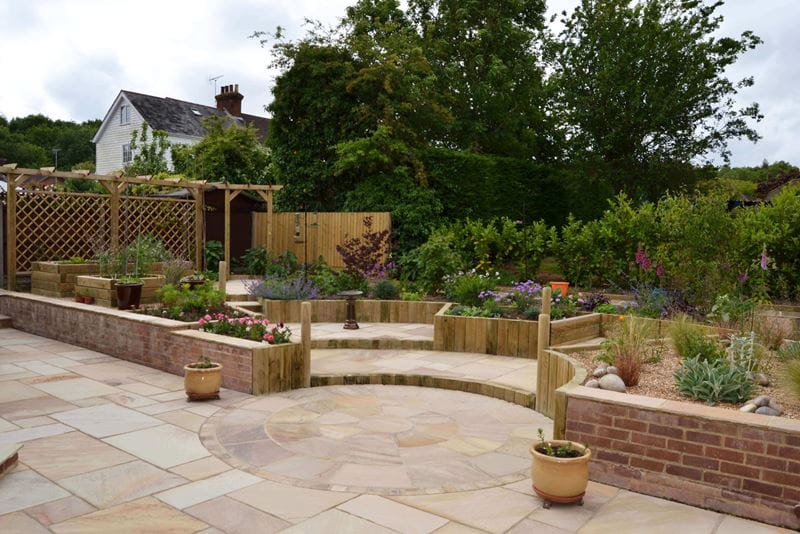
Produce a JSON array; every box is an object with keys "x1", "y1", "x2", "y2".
[
  {"x1": 199, "y1": 313, "x2": 292, "y2": 344},
  {"x1": 534, "y1": 429, "x2": 586, "y2": 458},
  {"x1": 674, "y1": 357, "x2": 754, "y2": 405},
  {"x1": 373, "y1": 279, "x2": 400, "y2": 300},
  {"x1": 245, "y1": 274, "x2": 319, "y2": 300}
]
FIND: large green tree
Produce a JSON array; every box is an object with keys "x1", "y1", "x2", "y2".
[
  {"x1": 549, "y1": 0, "x2": 762, "y2": 197},
  {"x1": 408, "y1": 0, "x2": 558, "y2": 160}
]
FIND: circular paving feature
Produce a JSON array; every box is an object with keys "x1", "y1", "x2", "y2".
[{"x1": 201, "y1": 384, "x2": 550, "y2": 495}]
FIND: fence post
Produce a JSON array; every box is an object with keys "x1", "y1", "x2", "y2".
[
  {"x1": 218, "y1": 261, "x2": 227, "y2": 296},
  {"x1": 301, "y1": 301, "x2": 311, "y2": 388},
  {"x1": 5, "y1": 174, "x2": 17, "y2": 290}
]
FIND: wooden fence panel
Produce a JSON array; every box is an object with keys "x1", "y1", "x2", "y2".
[{"x1": 253, "y1": 212, "x2": 391, "y2": 268}]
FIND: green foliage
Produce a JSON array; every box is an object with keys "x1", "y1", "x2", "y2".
[
  {"x1": 668, "y1": 315, "x2": 724, "y2": 362},
  {"x1": 155, "y1": 282, "x2": 226, "y2": 320},
  {"x1": 308, "y1": 264, "x2": 340, "y2": 297},
  {"x1": 447, "y1": 304, "x2": 501, "y2": 318},
  {"x1": 172, "y1": 116, "x2": 270, "y2": 183},
  {"x1": 777, "y1": 341, "x2": 800, "y2": 362},
  {"x1": 785, "y1": 360, "x2": 800, "y2": 401},
  {"x1": 66, "y1": 256, "x2": 86, "y2": 264},
  {"x1": 550, "y1": 293, "x2": 579, "y2": 321},
  {"x1": 593, "y1": 303, "x2": 618, "y2": 314},
  {"x1": 241, "y1": 247, "x2": 270, "y2": 276},
  {"x1": 708, "y1": 294, "x2": 756, "y2": 332},
  {"x1": 373, "y1": 279, "x2": 400, "y2": 300},
  {"x1": 96, "y1": 236, "x2": 165, "y2": 278},
  {"x1": 601, "y1": 316, "x2": 661, "y2": 385},
  {"x1": 398, "y1": 227, "x2": 464, "y2": 293},
  {"x1": 727, "y1": 333, "x2": 761, "y2": 374},
  {"x1": 204, "y1": 241, "x2": 223, "y2": 273},
  {"x1": 717, "y1": 161, "x2": 798, "y2": 183},
  {"x1": 550, "y1": 0, "x2": 762, "y2": 197},
  {"x1": 161, "y1": 257, "x2": 192, "y2": 286},
  {"x1": 125, "y1": 123, "x2": 170, "y2": 176},
  {"x1": 0, "y1": 114, "x2": 99, "y2": 170},
  {"x1": 443, "y1": 270, "x2": 500, "y2": 307},
  {"x1": 674, "y1": 357, "x2": 754, "y2": 405},
  {"x1": 400, "y1": 290, "x2": 423, "y2": 301},
  {"x1": 535, "y1": 428, "x2": 587, "y2": 458}
]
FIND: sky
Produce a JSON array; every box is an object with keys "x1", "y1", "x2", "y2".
[{"x1": 0, "y1": 0, "x2": 798, "y2": 167}]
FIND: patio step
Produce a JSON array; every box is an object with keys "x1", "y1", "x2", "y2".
[
  {"x1": 0, "y1": 444, "x2": 21, "y2": 478},
  {"x1": 0, "y1": 315, "x2": 12, "y2": 329},
  {"x1": 552, "y1": 336, "x2": 605, "y2": 354}
]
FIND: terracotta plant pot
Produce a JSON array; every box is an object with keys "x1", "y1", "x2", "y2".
[
  {"x1": 184, "y1": 362, "x2": 222, "y2": 401},
  {"x1": 115, "y1": 282, "x2": 143, "y2": 310},
  {"x1": 84, "y1": 296, "x2": 95, "y2": 305},
  {"x1": 530, "y1": 441, "x2": 591, "y2": 506},
  {"x1": 550, "y1": 281, "x2": 570, "y2": 297},
  {"x1": 74, "y1": 295, "x2": 84, "y2": 303}
]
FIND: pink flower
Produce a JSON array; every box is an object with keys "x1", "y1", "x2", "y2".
[
  {"x1": 198, "y1": 318, "x2": 206, "y2": 325},
  {"x1": 738, "y1": 272, "x2": 749, "y2": 284},
  {"x1": 203, "y1": 314, "x2": 212, "y2": 321},
  {"x1": 267, "y1": 335, "x2": 275, "y2": 343},
  {"x1": 655, "y1": 263, "x2": 665, "y2": 278}
]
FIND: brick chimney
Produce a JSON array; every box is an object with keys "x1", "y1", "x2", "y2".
[{"x1": 215, "y1": 84, "x2": 243, "y2": 116}]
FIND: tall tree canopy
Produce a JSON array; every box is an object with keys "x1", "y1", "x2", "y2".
[
  {"x1": 0, "y1": 114, "x2": 100, "y2": 170},
  {"x1": 549, "y1": 0, "x2": 762, "y2": 195}
]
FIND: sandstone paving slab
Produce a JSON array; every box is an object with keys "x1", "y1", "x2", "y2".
[
  {"x1": 0, "y1": 422, "x2": 72, "y2": 445},
  {"x1": 51, "y1": 403, "x2": 161, "y2": 438},
  {"x1": 19, "y1": 431, "x2": 134, "y2": 480},
  {"x1": 0, "y1": 469, "x2": 70, "y2": 514},
  {"x1": 0, "y1": 418, "x2": 17, "y2": 432},
  {"x1": 14, "y1": 415, "x2": 55, "y2": 427},
  {"x1": 0, "y1": 511, "x2": 51, "y2": 533},
  {"x1": 715, "y1": 515, "x2": 795, "y2": 533},
  {"x1": 395, "y1": 487, "x2": 540, "y2": 534},
  {"x1": 49, "y1": 496, "x2": 208, "y2": 534},
  {"x1": 338, "y1": 494, "x2": 449, "y2": 534},
  {"x1": 155, "y1": 469, "x2": 262, "y2": 510},
  {"x1": 431, "y1": 522, "x2": 487, "y2": 533},
  {"x1": 507, "y1": 518, "x2": 572, "y2": 534},
  {"x1": 58, "y1": 460, "x2": 186, "y2": 508},
  {"x1": 169, "y1": 456, "x2": 232, "y2": 481},
  {"x1": 0, "y1": 396, "x2": 78, "y2": 420},
  {"x1": 185, "y1": 495, "x2": 290, "y2": 533},
  {"x1": 228, "y1": 479, "x2": 357, "y2": 523},
  {"x1": 23, "y1": 495, "x2": 96, "y2": 526},
  {"x1": 31, "y1": 376, "x2": 119, "y2": 401},
  {"x1": 278, "y1": 508, "x2": 396, "y2": 534},
  {"x1": 156, "y1": 408, "x2": 209, "y2": 433},
  {"x1": 104, "y1": 424, "x2": 210, "y2": 468},
  {"x1": 577, "y1": 490, "x2": 721, "y2": 534},
  {"x1": 118, "y1": 382, "x2": 169, "y2": 396},
  {"x1": 71, "y1": 361, "x2": 150, "y2": 381},
  {"x1": 0, "y1": 381, "x2": 48, "y2": 403}
]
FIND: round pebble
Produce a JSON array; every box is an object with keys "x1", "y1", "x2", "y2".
[
  {"x1": 598, "y1": 373, "x2": 626, "y2": 393},
  {"x1": 584, "y1": 379, "x2": 600, "y2": 388}
]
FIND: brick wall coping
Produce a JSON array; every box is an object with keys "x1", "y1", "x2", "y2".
[
  {"x1": 172, "y1": 329, "x2": 275, "y2": 350},
  {"x1": 0, "y1": 290, "x2": 189, "y2": 330},
  {"x1": 565, "y1": 384, "x2": 800, "y2": 434}
]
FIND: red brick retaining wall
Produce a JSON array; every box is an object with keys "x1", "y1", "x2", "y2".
[
  {"x1": 564, "y1": 387, "x2": 800, "y2": 529},
  {"x1": 0, "y1": 292, "x2": 263, "y2": 393}
]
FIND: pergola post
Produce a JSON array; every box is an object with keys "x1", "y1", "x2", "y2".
[
  {"x1": 102, "y1": 181, "x2": 123, "y2": 251},
  {"x1": 5, "y1": 174, "x2": 18, "y2": 290},
  {"x1": 189, "y1": 186, "x2": 204, "y2": 270},
  {"x1": 256, "y1": 190, "x2": 274, "y2": 251}
]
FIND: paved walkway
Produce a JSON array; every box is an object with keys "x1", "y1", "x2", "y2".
[
  {"x1": 289, "y1": 322, "x2": 434, "y2": 344},
  {"x1": 0, "y1": 328, "x2": 791, "y2": 533}
]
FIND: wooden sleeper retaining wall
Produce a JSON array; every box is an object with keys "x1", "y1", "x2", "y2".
[
  {"x1": 433, "y1": 303, "x2": 539, "y2": 358},
  {"x1": 261, "y1": 298, "x2": 446, "y2": 325}
]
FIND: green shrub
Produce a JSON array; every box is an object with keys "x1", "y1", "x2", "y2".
[
  {"x1": 155, "y1": 282, "x2": 226, "y2": 320},
  {"x1": 204, "y1": 240, "x2": 223, "y2": 273},
  {"x1": 550, "y1": 294, "x2": 579, "y2": 320},
  {"x1": 444, "y1": 270, "x2": 499, "y2": 307},
  {"x1": 399, "y1": 228, "x2": 464, "y2": 293},
  {"x1": 447, "y1": 304, "x2": 501, "y2": 318},
  {"x1": 674, "y1": 357, "x2": 754, "y2": 405},
  {"x1": 308, "y1": 264, "x2": 339, "y2": 297},
  {"x1": 593, "y1": 303, "x2": 618, "y2": 314},
  {"x1": 707, "y1": 294, "x2": 756, "y2": 331},
  {"x1": 668, "y1": 316, "x2": 725, "y2": 362},
  {"x1": 784, "y1": 360, "x2": 800, "y2": 400},
  {"x1": 373, "y1": 280, "x2": 400, "y2": 300},
  {"x1": 241, "y1": 247, "x2": 270, "y2": 275}
]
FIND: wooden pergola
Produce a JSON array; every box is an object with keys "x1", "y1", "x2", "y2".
[
  {"x1": 212, "y1": 182, "x2": 282, "y2": 272},
  {"x1": 0, "y1": 164, "x2": 281, "y2": 290}
]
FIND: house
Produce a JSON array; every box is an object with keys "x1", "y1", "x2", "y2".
[{"x1": 92, "y1": 84, "x2": 269, "y2": 174}]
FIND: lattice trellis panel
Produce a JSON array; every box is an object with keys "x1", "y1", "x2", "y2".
[
  {"x1": 120, "y1": 196, "x2": 196, "y2": 260},
  {"x1": 15, "y1": 191, "x2": 111, "y2": 272}
]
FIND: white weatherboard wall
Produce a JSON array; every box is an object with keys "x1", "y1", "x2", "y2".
[{"x1": 95, "y1": 95, "x2": 145, "y2": 174}]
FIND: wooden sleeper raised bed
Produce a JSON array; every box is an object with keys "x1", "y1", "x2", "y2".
[{"x1": 75, "y1": 275, "x2": 165, "y2": 308}]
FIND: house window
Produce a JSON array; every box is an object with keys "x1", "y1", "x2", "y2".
[
  {"x1": 122, "y1": 144, "x2": 132, "y2": 164},
  {"x1": 120, "y1": 105, "x2": 130, "y2": 125}
]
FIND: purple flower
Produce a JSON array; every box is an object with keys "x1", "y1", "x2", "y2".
[
  {"x1": 655, "y1": 263, "x2": 665, "y2": 278},
  {"x1": 635, "y1": 247, "x2": 651, "y2": 271},
  {"x1": 737, "y1": 272, "x2": 749, "y2": 284},
  {"x1": 760, "y1": 247, "x2": 769, "y2": 270}
]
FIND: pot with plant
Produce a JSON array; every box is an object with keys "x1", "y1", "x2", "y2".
[
  {"x1": 184, "y1": 355, "x2": 222, "y2": 401},
  {"x1": 530, "y1": 429, "x2": 591, "y2": 508},
  {"x1": 179, "y1": 272, "x2": 207, "y2": 290}
]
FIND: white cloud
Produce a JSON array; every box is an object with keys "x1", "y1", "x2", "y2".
[{"x1": 0, "y1": 0, "x2": 793, "y2": 166}]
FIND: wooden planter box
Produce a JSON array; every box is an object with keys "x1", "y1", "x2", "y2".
[
  {"x1": 260, "y1": 298, "x2": 447, "y2": 324},
  {"x1": 31, "y1": 262, "x2": 99, "y2": 297},
  {"x1": 75, "y1": 275, "x2": 165, "y2": 308},
  {"x1": 433, "y1": 303, "x2": 539, "y2": 358},
  {"x1": 170, "y1": 330, "x2": 305, "y2": 394}
]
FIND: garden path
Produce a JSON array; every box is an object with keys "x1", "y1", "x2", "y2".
[{"x1": 0, "y1": 329, "x2": 791, "y2": 533}]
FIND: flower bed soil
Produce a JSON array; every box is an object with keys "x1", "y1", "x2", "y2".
[{"x1": 569, "y1": 347, "x2": 800, "y2": 419}]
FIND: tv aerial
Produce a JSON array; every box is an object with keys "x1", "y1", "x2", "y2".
[{"x1": 209, "y1": 75, "x2": 224, "y2": 96}]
